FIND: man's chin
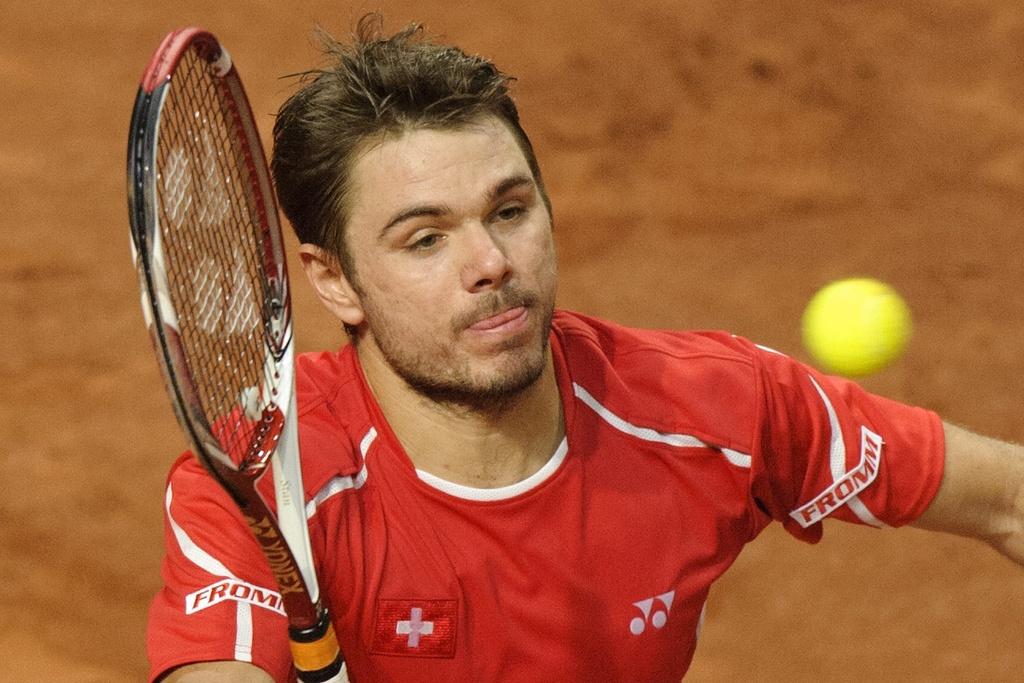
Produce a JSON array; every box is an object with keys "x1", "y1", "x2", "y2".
[{"x1": 401, "y1": 348, "x2": 549, "y2": 412}]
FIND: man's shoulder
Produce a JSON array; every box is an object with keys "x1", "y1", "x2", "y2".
[
  {"x1": 553, "y1": 309, "x2": 758, "y2": 369},
  {"x1": 553, "y1": 310, "x2": 763, "y2": 449},
  {"x1": 295, "y1": 345, "x2": 360, "y2": 409},
  {"x1": 291, "y1": 344, "x2": 368, "y2": 491}
]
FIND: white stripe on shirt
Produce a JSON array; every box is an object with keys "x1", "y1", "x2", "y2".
[
  {"x1": 165, "y1": 482, "x2": 254, "y2": 660},
  {"x1": 573, "y1": 382, "x2": 752, "y2": 469},
  {"x1": 808, "y1": 375, "x2": 884, "y2": 527},
  {"x1": 306, "y1": 427, "x2": 377, "y2": 520}
]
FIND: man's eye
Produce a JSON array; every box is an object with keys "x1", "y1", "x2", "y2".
[
  {"x1": 495, "y1": 205, "x2": 525, "y2": 222},
  {"x1": 409, "y1": 233, "x2": 443, "y2": 250}
]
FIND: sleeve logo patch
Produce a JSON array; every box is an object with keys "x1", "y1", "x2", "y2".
[
  {"x1": 185, "y1": 578, "x2": 286, "y2": 616},
  {"x1": 790, "y1": 426, "x2": 884, "y2": 528}
]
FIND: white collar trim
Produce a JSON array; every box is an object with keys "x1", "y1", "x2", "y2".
[{"x1": 415, "y1": 437, "x2": 568, "y2": 501}]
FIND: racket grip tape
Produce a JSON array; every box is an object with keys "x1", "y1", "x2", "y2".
[{"x1": 289, "y1": 609, "x2": 345, "y2": 682}]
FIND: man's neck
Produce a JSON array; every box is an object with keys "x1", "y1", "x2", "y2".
[{"x1": 357, "y1": 342, "x2": 564, "y2": 489}]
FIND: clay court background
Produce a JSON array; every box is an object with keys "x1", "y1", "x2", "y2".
[{"x1": 2, "y1": 1, "x2": 1023, "y2": 680}]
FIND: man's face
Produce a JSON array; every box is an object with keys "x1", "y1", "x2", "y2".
[{"x1": 341, "y1": 116, "x2": 557, "y2": 408}]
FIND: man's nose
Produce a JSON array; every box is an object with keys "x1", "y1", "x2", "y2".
[{"x1": 460, "y1": 223, "x2": 512, "y2": 293}]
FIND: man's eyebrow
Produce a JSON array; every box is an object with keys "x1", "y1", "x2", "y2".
[
  {"x1": 379, "y1": 205, "x2": 449, "y2": 240},
  {"x1": 489, "y1": 174, "x2": 535, "y2": 202},
  {"x1": 378, "y1": 174, "x2": 537, "y2": 241}
]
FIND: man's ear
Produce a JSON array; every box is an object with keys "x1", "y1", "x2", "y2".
[{"x1": 297, "y1": 244, "x2": 365, "y2": 328}]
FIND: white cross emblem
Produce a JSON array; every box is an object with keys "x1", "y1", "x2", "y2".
[{"x1": 395, "y1": 607, "x2": 434, "y2": 647}]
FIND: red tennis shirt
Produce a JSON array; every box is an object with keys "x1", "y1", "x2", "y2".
[{"x1": 147, "y1": 310, "x2": 945, "y2": 681}]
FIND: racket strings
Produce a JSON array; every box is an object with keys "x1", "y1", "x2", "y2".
[{"x1": 155, "y1": 48, "x2": 282, "y2": 463}]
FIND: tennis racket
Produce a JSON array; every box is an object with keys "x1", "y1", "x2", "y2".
[{"x1": 127, "y1": 27, "x2": 344, "y2": 682}]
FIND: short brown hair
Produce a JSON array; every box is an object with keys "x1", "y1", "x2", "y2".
[{"x1": 272, "y1": 14, "x2": 550, "y2": 279}]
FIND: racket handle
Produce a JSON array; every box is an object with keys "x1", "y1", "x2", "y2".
[{"x1": 290, "y1": 608, "x2": 346, "y2": 683}]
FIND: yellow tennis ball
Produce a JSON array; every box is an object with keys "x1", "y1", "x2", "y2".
[{"x1": 801, "y1": 278, "x2": 912, "y2": 377}]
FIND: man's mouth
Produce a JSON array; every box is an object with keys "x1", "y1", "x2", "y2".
[{"x1": 469, "y1": 306, "x2": 529, "y2": 332}]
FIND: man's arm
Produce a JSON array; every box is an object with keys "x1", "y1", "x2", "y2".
[
  {"x1": 161, "y1": 661, "x2": 275, "y2": 682},
  {"x1": 912, "y1": 421, "x2": 1024, "y2": 565}
]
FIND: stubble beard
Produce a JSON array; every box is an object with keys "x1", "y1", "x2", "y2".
[{"x1": 364, "y1": 286, "x2": 556, "y2": 415}]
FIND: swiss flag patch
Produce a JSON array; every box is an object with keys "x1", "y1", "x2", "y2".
[{"x1": 371, "y1": 599, "x2": 457, "y2": 657}]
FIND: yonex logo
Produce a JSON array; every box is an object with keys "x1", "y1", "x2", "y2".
[
  {"x1": 629, "y1": 591, "x2": 675, "y2": 635},
  {"x1": 189, "y1": 245, "x2": 258, "y2": 335},
  {"x1": 162, "y1": 132, "x2": 229, "y2": 231},
  {"x1": 161, "y1": 133, "x2": 257, "y2": 338}
]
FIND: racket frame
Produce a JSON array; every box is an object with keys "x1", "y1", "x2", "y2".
[{"x1": 128, "y1": 27, "x2": 343, "y2": 681}]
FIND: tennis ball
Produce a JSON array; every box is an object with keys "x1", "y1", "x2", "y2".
[{"x1": 801, "y1": 278, "x2": 912, "y2": 377}]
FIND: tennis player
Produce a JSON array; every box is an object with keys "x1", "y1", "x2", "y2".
[{"x1": 148, "y1": 16, "x2": 1024, "y2": 682}]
